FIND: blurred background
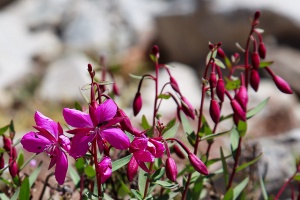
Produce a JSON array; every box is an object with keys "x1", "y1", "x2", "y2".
[{"x1": 1, "y1": 0, "x2": 300, "y2": 198}]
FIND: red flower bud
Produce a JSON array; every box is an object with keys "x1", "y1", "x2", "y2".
[
  {"x1": 254, "y1": 11, "x2": 261, "y2": 20},
  {"x1": 217, "y1": 48, "x2": 226, "y2": 59},
  {"x1": 233, "y1": 113, "x2": 240, "y2": 126},
  {"x1": 117, "y1": 109, "x2": 141, "y2": 136},
  {"x1": 3, "y1": 136, "x2": 12, "y2": 152},
  {"x1": 173, "y1": 144, "x2": 185, "y2": 159},
  {"x1": 209, "y1": 100, "x2": 220, "y2": 124},
  {"x1": 231, "y1": 100, "x2": 246, "y2": 121},
  {"x1": 97, "y1": 156, "x2": 112, "y2": 184},
  {"x1": 216, "y1": 79, "x2": 225, "y2": 102},
  {"x1": 0, "y1": 154, "x2": 4, "y2": 169},
  {"x1": 133, "y1": 92, "x2": 142, "y2": 116},
  {"x1": 235, "y1": 86, "x2": 248, "y2": 111},
  {"x1": 9, "y1": 158, "x2": 18, "y2": 178},
  {"x1": 113, "y1": 83, "x2": 120, "y2": 96},
  {"x1": 250, "y1": 70, "x2": 260, "y2": 92},
  {"x1": 127, "y1": 156, "x2": 138, "y2": 182},
  {"x1": 273, "y1": 75, "x2": 293, "y2": 94},
  {"x1": 165, "y1": 157, "x2": 177, "y2": 182},
  {"x1": 10, "y1": 147, "x2": 17, "y2": 160},
  {"x1": 251, "y1": 52, "x2": 260, "y2": 70},
  {"x1": 152, "y1": 45, "x2": 159, "y2": 58},
  {"x1": 258, "y1": 42, "x2": 266, "y2": 59},
  {"x1": 181, "y1": 96, "x2": 195, "y2": 119},
  {"x1": 170, "y1": 76, "x2": 180, "y2": 93},
  {"x1": 188, "y1": 153, "x2": 208, "y2": 175},
  {"x1": 209, "y1": 72, "x2": 217, "y2": 88}
]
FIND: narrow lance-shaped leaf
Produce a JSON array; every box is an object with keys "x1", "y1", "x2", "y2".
[
  {"x1": 138, "y1": 169, "x2": 148, "y2": 196},
  {"x1": 69, "y1": 165, "x2": 80, "y2": 186},
  {"x1": 201, "y1": 128, "x2": 232, "y2": 141},
  {"x1": 163, "y1": 122, "x2": 179, "y2": 139},
  {"x1": 180, "y1": 110, "x2": 194, "y2": 135},
  {"x1": 236, "y1": 153, "x2": 262, "y2": 173},
  {"x1": 112, "y1": 154, "x2": 132, "y2": 172},
  {"x1": 233, "y1": 177, "x2": 249, "y2": 200},
  {"x1": 141, "y1": 115, "x2": 151, "y2": 130},
  {"x1": 220, "y1": 147, "x2": 229, "y2": 185},
  {"x1": 19, "y1": 177, "x2": 30, "y2": 200},
  {"x1": 29, "y1": 161, "x2": 42, "y2": 187},
  {"x1": 247, "y1": 97, "x2": 269, "y2": 119}
]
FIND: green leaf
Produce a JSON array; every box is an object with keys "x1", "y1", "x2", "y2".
[
  {"x1": 138, "y1": 169, "x2": 148, "y2": 196},
  {"x1": 75, "y1": 157, "x2": 85, "y2": 173},
  {"x1": 162, "y1": 122, "x2": 179, "y2": 139},
  {"x1": 191, "y1": 176, "x2": 204, "y2": 200},
  {"x1": 223, "y1": 188, "x2": 233, "y2": 200},
  {"x1": 225, "y1": 77, "x2": 241, "y2": 90},
  {"x1": 0, "y1": 193, "x2": 10, "y2": 200},
  {"x1": 131, "y1": 189, "x2": 143, "y2": 200},
  {"x1": 69, "y1": 165, "x2": 80, "y2": 186},
  {"x1": 20, "y1": 153, "x2": 37, "y2": 171},
  {"x1": 17, "y1": 151, "x2": 24, "y2": 169},
  {"x1": 141, "y1": 115, "x2": 151, "y2": 130},
  {"x1": 206, "y1": 49, "x2": 218, "y2": 64},
  {"x1": 112, "y1": 154, "x2": 132, "y2": 172},
  {"x1": 156, "y1": 192, "x2": 179, "y2": 200},
  {"x1": 28, "y1": 161, "x2": 42, "y2": 187},
  {"x1": 118, "y1": 180, "x2": 131, "y2": 197},
  {"x1": 103, "y1": 193, "x2": 114, "y2": 200},
  {"x1": 220, "y1": 147, "x2": 229, "y2": 186},
  {"x1": 180, "y1": 111, "x2": 194, "y2": 135},
  {"x1": 230, "y1": 128, "x2": 239, "y2": 154},
  {"x1": 247, "y1": 97, "x2": 269, "y2": 119},
  {"x1": 19, "y1": 177, "x2": 30, "y2": 200},
  {"x1": 0, "y1": 124, "x2": 9, "y2": 136},
  {"x1": 162, "y1": 118, "x2": 176, "y2": 134},
  {"x1": 151, "y1": 167, "x2": 165, "y2": 182},
  {"x1": 201, "y1": 128, "x2": 232, "y2": 141},
  {"x1": 232, "y1": 177, "x2": 249, "y2": 200},
  {"x1": 9, "y1": 120, "x2": 15, "y2": 135},
  {"x1": 10, "y1": 187, "x2": 20, "y2": 200},
  {"x1": 259, "y1": 174, "x2": 268, "y2": 200},
  {"x1": 0, "y1": 147, "x2": 5, "y2": 154},
  {"x1": 215, "y1": 58, "x2": 226, "y2": 69},
  {"x1": 85, "y1": 165, "x2": 96, "y2": 178},
  {"x1": 154, "y1": 180, "x2": 178, "y2": 189},
  {"x1": 259, "y1": 61, "x2": 274, "y2": 68},
  {"x1": 157, "y1": 94, "x2": 171, "y2": 99},
  {"x1": 236, "y1": 153, "x2": 262, "y2": 173},
  {"x1": 237, "y1": 121, "x2": 247, "y2": 137},
  {"x1": 75, "y1": 101, "x2": 83, "y2": 111},
  {"x1": 224, "y1": 56, "x2": 233, "y2": 70}
]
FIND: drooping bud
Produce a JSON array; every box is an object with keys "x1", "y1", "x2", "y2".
[
  {"x1": 10, "y1": 147, "x2": 17, "y2": 159},
  {"x1": 188, "y1": 153, "x2": 208, "y2": 175},
  {"x1": 113, "y1": 83, "x2": 120, "y2": 96},
  {"x1": 258, "y1": 42, "x2": 266, "y2": 59},
  {"x1": 173, "y1": 144, "x2": 185, "y2": 159},
  {"x1": 9, "y1": 158, "x2": 18, "y2": 178},
  {"x1": 133, "y1": 92, "x2": 142, "y2": 116},
  {"x1": 152, "y1": 45, "x2": 160, "y2": 58},
  {"x1": 251, "y1": 52, "x2": 260, "y2": 70},
  {"x1": 0, "y1": 154, "x2": 4, "y2": 169},
  {"x1": 165, "y1": 157, "x2": 177, "y2": 182},
  {"x1": 209, "y1": 100, "x2": 220, "y2": 124},
  {"x1": 170, "y1": 76, "x2": 180, "y2": 93},
  {"x1": 127, "y1": 156, "x2": 138, "y2": 182},
  {"x1": 233, "y1": 113, "x2": 240, "y2": 126},
  {"x1": 217, "y1": 48, "x2": 226, "y2": 59},
  {"x1": 235, "y1": 86, "x2": 248, "y2": 111},
  {"x1": 231, "y1": 100, "x2": 246, "y2": 121},
  {"x1": 88, "y1": 63, "x2": 93, "y2": 72},
  {"x1": 216, "y1": 79, "x2": 225, "y2": 102},
  {"x1": 97, "y1": 156, "x2": 112, "y2": 184},
  {"x1": 209, "y1": 72, "x2": 217, "y2": 88},
  {"x1": 250, "y1": 70, "x2": 260, "y2": 92},
  {"x1": 254, "y1": 11, "x2": 261, "y2": 20},
  {"x1": 3, "y1": 136, "x2": 12, "y2": 152},
  {"x1": 272, "y1": 75, "x2": 293, "y2": 94},
  {"x1": 181, "y1": 96, "x2": 195, "y2": 119}
]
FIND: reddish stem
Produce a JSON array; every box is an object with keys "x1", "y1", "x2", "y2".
[{"x1": 275, "y1": 171, "x2": 298, "y2": 200}]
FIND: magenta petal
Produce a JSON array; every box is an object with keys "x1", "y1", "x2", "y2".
[
  {"x1": 48, "y1": 153, "x2": 57, "y2": 170},
  {"x1": 101, "y1": 128, "x2": 130, "y2": 150},
  {"x1": 55, "y1": 150, "x2": 68, "y2": 185},
  {"x1": 136, "y1": 160, "x2": 150, "y2": 173},
  {"x1": 129, "y1": 137, "x2": 148, "y2": 153},
  {"x1": 34, "y1": 111, "x2": 58, "y2": 139},
  {"x1": 69, "y1": 129, "x2": 96, "y2": 159},
  {"x1": 95, "y1": 99, "x2": 117, "y2": 124},
  {"x1": 63, "y1": 108, "x2": 93, "y2": 128},
  {"x1": 21, "y1": 132, "x2": 52, "y2": 153},
  {"x1": 134, "y1": 150, "x2": 155, "y2": 162}
]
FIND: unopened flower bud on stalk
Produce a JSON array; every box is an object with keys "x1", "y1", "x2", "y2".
[
  {"x1": 258, "y1": 42, "x2": 266, "y2": 59},
  {"x1": 209, "y1": 99, "x2": 220, "y2": 124},
  {"x1": 254, "y1": 11, "x2": 261, "y2": 20},
  {"x1": 97, "y1": 157, "x2": 112, "y2": 184},
  {"x1": 181, "y1": 96, "x2": 195, "y2": 119},
  {"x1": 165, "y1": 157, "x2": 177, "y2": 182},
  {"x1": 152, "y1": 45, "x2": 160, "y2": 58},
  {"x1": 188, "y1": 153, "x2": 208, "y2": 175},
  {"x1": 127, "y1": 156, "x2": 138, "y2": 182},
  {"x1": 209, "y1": 72, "x2": 217, "y2": 88},
  {"x1": 231, "y1": 100, "x2": 246, "y2": 121},
  {"x1": 217, "y1": 48, "x2": 226, "y2": 59},
  {"x1": 3, "y1": 136, "x2": 12, "y2": 152},
  {"x1": 173, "y1": 144, "x2": 185, "y2": 159},
  {"x1": 170, "y1": 76, "x2": 180, "y2": 93},
  {"x1": 235, "y1": 86, "x2": 248, "y2": 111},
  {"x1": 250, "y1": 69, "x2": 260, "y2": 92},
  {"x1": 133, "y1": 92, "x2": 142, "y2": 116},
  {"x1": 251, "y1": 52, "x2": 260, "y2": 70},
  {"x1": 0, "y1": 154, "x2": 4, "y2": 169},
  {"x1": 273, "y1": 75, "x2": 293, "y2": 94},
  {"x1": 113, "y1": 83, "x2": 120, "y2": 96},
  {"x1": 216, "y1": 79, "x2": 225, "y2": 102},
  {"x1": 9, "y1": 158, "x2": 18, "y2": 178}
]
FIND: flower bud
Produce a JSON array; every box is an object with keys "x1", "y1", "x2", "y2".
[
  {"x1": 127, "y1": 156, "x2": 138, "y2": 182},
  {"x1": 113, "y1": 83, "x2": 120, "y2": 96},
  {"x1": 181, "y1": 96, "x2": 195, "y2": 119},
  {"x1": 170, "y1": 76, "x2": 180, "y2": 93},
  {"x1": 9, "y1": 147, "x2": 17, "y2": 160},
  {"x1": 250, "y1": 70, "x2": 260, "y2": 92},
  {"x1": 188, "y1": 153, "x2": 208, "y2": 175},
  {"x1": 258, "y1": 42, "x2": 266, "y2": 59},
  {"x1": 173, "y1": 144, "x2": 185, "y2": 159},
  {"x1": 209, "y1": 72, "x2": 217, "y2": 88},
  {"x1": 88, "y1": 63, "x2": 93, "y2": 72},
  {"x1": 254, "y1": 11, "x2": 261, "y2": 20},
  {"x1": 165, "y1": 157, "x2": 177, "y2": 182},
  {"x1": 217, "y1": 48, "x2": 226, "y2": 59},
  {"x1": 233, "y1": 113, "x2": 240, "y2": 126},
  {"x1": 216, "y1": 79, "x2": 225, "y2": 102},
  {"x1": 133, "y1": 92, "x2": 142, "y2": 116},
  {"x1": 3, "y1": 136, "x2": 12, "y2": 152},
  {"x1": 273, "y1": 75, "x2": 293, "y2": 94},
  {"x1": 97, "y1": 156, "x2": 112, "y2": 184},
  {"x1": 0, "y1": 154, "x2": 4, "y2": 169},
  {"x1": 152, "y1": 45, "x2": 159, "y2": 58},
  {"x1": 251, "y1": 52, "x2": 260, "y2": 70},
  {"x1": 231, "y1": 100, "x2": 246, "y2": 121},
  {"x1": 209, "y1": 100, "x2": 220, "y2": 124},
  {"x1": 9, "y1": 158, "x2": 18, "y2": 178},
  {"x1": 235, "y1": 86, "x2": 248, "y2": 111}
]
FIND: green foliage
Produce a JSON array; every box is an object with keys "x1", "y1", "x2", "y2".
[
  {"x1": 112, "y1": 154, "x2": 132, "y2": 172},
  {"x1": 19, "y1": 177, "x2": 30, "y2": 200}
]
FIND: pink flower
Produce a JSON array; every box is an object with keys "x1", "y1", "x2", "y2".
[
  {"x1": 129, "y1": 135, "x2": 165, "y2": 172},
  {"x1": 21, "y1": 111, "x2": 70, "y2": 185},
  {"x1": 63, "y1": 99, "x2": 130, "y2": 159},
  {"x1": 97, "y1": 156, "x2": 112, "y2": 183}
]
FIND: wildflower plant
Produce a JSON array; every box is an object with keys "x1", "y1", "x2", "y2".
[{"x1": 0, "y1": 11, "x2": 297, "y2": 200}]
